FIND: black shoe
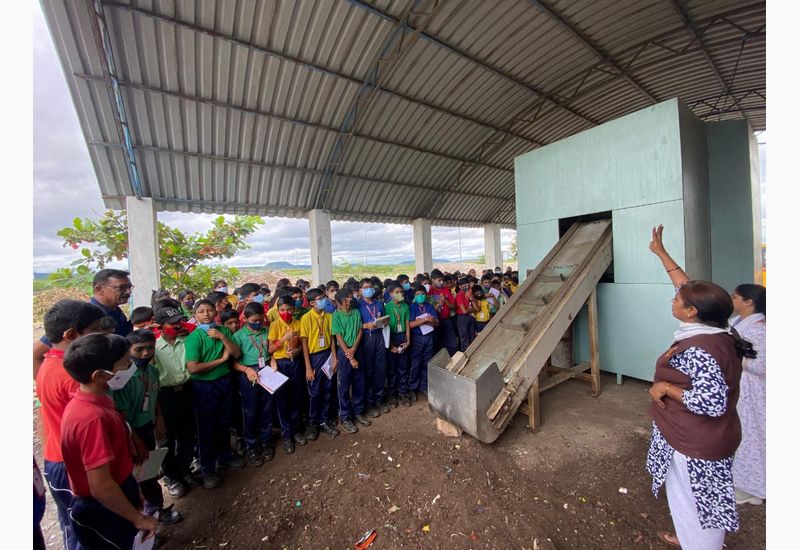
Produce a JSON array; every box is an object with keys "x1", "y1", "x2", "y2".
[
  {"x1": 328, "y1": 417, "x2": 339, "y2": 427},
  {"x1": 409, "y1": 391, "x2": 418, "y2": 403},
  {"x1": 246, "y1": 448, "x2": 264, "y2": 467},
  {"x1": 376, "y1": 402, "x2": 390, "y2": 414},
  {"x1": 282, "y1": 438, "x2": 295, "y2": 454},
  {"x1": 305, "y1": 424, "x2": 319, "y2": 441},
  {"x1": 261, "y1": 444, "x2": 275, "y2": 462},
  {"x1": 183, "y1": 472, "x2": 202, "y2": 488},
  {"x1": 294, "y1": 432, "x2": 307, "y2": 446},
  {"x1": 388, "y1": 396, "x2": 398, "y2": 408},
  {"x1": 320, "y1": 422, "x2": 340, "y2": 438},
  {"x1": 166, "y1": 479, "x2": 187, "y2": 499},
  {"x1": 399, "y1": 394, "x2": 412, "y2": 407},
  {"x1": 158, "y1": 504, "x2": 183, "y2": 525},
  {"x1": 340, "y1": 419, "x2": 358, "y2": 434},
  {"x1": 218, "y1": 454, "x2": 245, "y2": 470},
  {"x1": 366, "y1": 407, "x2": 381, "y2": 418},
  {"x1": 202, "y1": 474, "x2": 221, "y2": 489},
  {"x1": 355, "y1": 414, "x2": 372, "y2": 427}
]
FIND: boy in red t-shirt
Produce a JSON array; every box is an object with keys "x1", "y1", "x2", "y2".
[
  {"x1": 61, "y1": 333, "x2": 157, "y2": 549},
  {"x1": 35, "y1": 299, "x2": 107, "y2": 550}
]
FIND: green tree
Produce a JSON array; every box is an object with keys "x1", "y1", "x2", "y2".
[
  {"x1": 509, "y1": 234, "x2": 518, "y2": 262},
  {"x1": 55, "y1": 210, "x2": 264, "y2": 292}
]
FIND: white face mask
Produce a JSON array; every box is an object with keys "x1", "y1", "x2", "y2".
[{"x1": 104, "y1": 363, "x2": 137, "y2": 391}]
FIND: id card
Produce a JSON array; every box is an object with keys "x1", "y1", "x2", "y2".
[
  {"x1": 141, "y1": 394, "x2": 150, "y2": 413},
  {"x1": 318, "y1": 336, "x2": 326, "y2": 348},
  {"x1": 396, "y1": 323, "x2": 402, "y2": 332},
  {"x1": 258, "y1": 357, "x2": 266, "y2": 370}
]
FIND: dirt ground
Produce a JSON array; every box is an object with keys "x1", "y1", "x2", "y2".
[{"x1": 34, "y1": 370, "x2": 765, "y2": 549}]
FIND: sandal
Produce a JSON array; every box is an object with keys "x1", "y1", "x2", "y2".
[{"x1": 657, "y1": 531, "x2": 681, "y2": 548}]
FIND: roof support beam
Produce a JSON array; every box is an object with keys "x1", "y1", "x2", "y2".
[
  {"x1": 526, "y1": 0, "x2": 660, "y2": 104},
  {"x1": 75, "y1": 73, "x2": 513, "y2": 175},
  {"x1": 667, "y1": 0, "x2": 752, "y2": 126},
  {"x1": 100, "y1": 2, "x2": 540, "y2": 148},
  {"x1": 87, "y1": 141, "x2": 515, "y2": 204},
  {"x1": 346, "y1": 0, "x2": 600, "y2": 127}
]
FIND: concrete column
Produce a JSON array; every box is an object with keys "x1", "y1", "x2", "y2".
[
  {"x1": 308, "y1": 209, "x2": 333, "y2": 286},
  {"x1": 412, "y1": 218, "x2": 433, "y2": 274},
  {"x1": 484, "y1": 223, "x2": 503, "y2": 271},
  {"x1": 126, "y1": 197, "x2": 160, "y2": 309}
]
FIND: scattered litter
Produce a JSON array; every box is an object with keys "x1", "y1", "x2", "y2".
[
  {"x1": 563, "y1": 503, "x2": 569, "y2": 509},
  {"x1": 454, "y1": 444, "x2": 461, "y2": 450},
  {"x1": 422, "y1": 524, "x2": 431, "y2": 533},
  {"x1": 445, "y1": 466, "x2": 452, "y2": 475},
  {"x1": 474, "y1": 506, "x2": 485, "y2": 514},
  {"x1": 618, "y1": 487, "x2": 628, "y2": 494},
  {"x1": 358, "y1": 473, "x2": 371, "y2": 480},
  {"x1": 219, "y1": 544, "x2": 228, "y2": 548},
  {"x1": 377, "y1": 443, "x2": 382, "y2": 449},
  {"x1": 295, "y1": 501, "x2": 302, "y2": 507},
  {"x1": 261, "y1": 536, "x2": 269, "y2": 542},
  {"x1": 352, "y1": 442, "x2": 359, "y2": 446},
  {"x1": 639, "y1": 512, "x2": 648, "y2": 519},
  {"x1": 381, "y1": 451, "x2": 387, "y2": 455},
  {"x1": 354, "y1": 529, "x2": 377, "y2": 550},
  {"x1": 388, "y1": 456, "x2": 393, "y2": 462},
  {"x1": 396, "y1": 464, "x2": 400, "y2": 468},
  {"x1": 388, "y1": 505, "x2": 400, "y2": 514},
  {"x1": 338, "y1": 478, "x2": 344, "y2": 485},
  {"x1": 633, "y1": 534, "x2": 644, "y2": 543},
  {"x1": 470, "y1": 532, "x2": 479, "y2": 541},
  {"x1": 579, "y1": 497, "x2": 586, "y2": 503},
  {"x1": 269, "y1": 479, "x2": 275, "y2": 484},
  {"x1": 432, "y1": 494, "x2": 441, "y2": 505},
  {"x1": 302, "y1": 484, "x2": 310, "y2": 490},
  {"x1": 383, "y1": 524, "x2": 397, "y2": 531}
]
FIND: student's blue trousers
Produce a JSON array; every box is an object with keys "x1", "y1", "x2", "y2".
[
  {"x1": 361, "y1": 330, "x2": 387, "y2": 406},
  {"x1": 336, "y1": 346, "x2": 366, "y2": 421},
  {"x1": 436, "y1": 316, "x2": 459, "y2": 357},
  {"x1": 456, "y1": 314, "x2": 476, "y2": 352},
  {"x1": 70, "y1": 475, "x2": 140, "y2": 550},
  {"x1": 307, "y1": 349, "x2": 334, "y2": 426},
  {"x1": 43, "y1": 460, "x2": 84, "y2": 550},
  {"x1": 237, "y1": 368, "x2": 274, "y2": 449},
  {"x1": 133, "y1": 422, "x2": 164, "y2": 515},
  {"x1": 410, "y1": 332, "x2": 434, "y2": 394},
  {"x1": 274, "y1": 357, "x2": 303, "y2": 440},
  {"x1": 192, "y1": 374, "x2": 235, "y2": 475},
  {"x1": 386, "y1": 332, "x2": 410, "y2": 398}
]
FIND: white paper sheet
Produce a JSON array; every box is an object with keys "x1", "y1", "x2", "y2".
[
  {"x1": 489, "y1": 287, "x2": 501, "y2": 298},
  {"x1": 416, "y1": 313, "x2": 434, "y2": 335},
  {"x1": 382, "y1": 325, "x2": 390, "y2": 348},
  {"x1": 257, "y1": 368, "x2": 289, "y2": 394},
  {"x1": 373, "y1": 315, "x2": 390, "y2": 329},
  {"x1": 133, "y1": 528, "x2": 155, "y2": 550},
  {"x1": 321, "y1": 352, "x2": 335, "y2": 380},
  {"x1": 132, "y1": 447, "x2": 168, "y2": 482}
]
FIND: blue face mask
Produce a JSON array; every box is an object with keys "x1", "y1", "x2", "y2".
[
  {"x1": 295, "y1": 299, "x2": 303, "y2": 308},
  {"x1": 131, "y1": 356, "x2": 151, "y2": 368},
  {"x1": 315, "y1": 298, "x2": 328, "y2": 310},
  {"x1": 402, "y1": 282, "x2": 411, "y2": 291},
  {"x1": 247, "y1": 321, "x2": 262, "y2": 330},
  {"x1": 362, "y1": 287, "x2": 376, "y2": 299},
  {"x1": 216, "y1": 286, "x2": 228, "y2": 294},
  {"x1": 252, "y1": 293, "x2": 265, "y2": 304},
  {"x1": 197, "y1": 321, "x2": 217, "y2": 332}
]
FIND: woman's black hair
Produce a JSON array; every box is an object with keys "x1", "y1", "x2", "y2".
[
  {"x1": 64, "y1": 333, "x2": 131, "y2": 383},
  {"x1": 679, "y1": 281, "x2": 757, "y2": 359},
  {"x1": 178, "y1": 290, "x2": 195, "y2": 301},
  {"x1": 243, "y1": 301, "x2": 265, "y2": 318},
  {"x1": 734, "y1": 284, "x2": 766, "y2": 315},
  {"x1": 219, "y1": 309, "x2": 239, "y2": 324}
]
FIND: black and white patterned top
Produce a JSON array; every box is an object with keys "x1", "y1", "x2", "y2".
[{"x1": 646, "y1": 346, "x2": 739, "y2": 532}]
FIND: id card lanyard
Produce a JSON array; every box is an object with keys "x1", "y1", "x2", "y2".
[
  {"x1": 315, "y1": 312, "x2": 326, "y2": 348},
  {"x1": 140, "y1": 369, "x2": 151, "y2": 413},
  {"x1": 247, "y1": 330, "x2": 269, "y2": 370}
]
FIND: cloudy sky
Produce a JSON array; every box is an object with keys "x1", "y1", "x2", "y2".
[{"x1": 32, "y1": 1, "x2": 764, "y2": 274}]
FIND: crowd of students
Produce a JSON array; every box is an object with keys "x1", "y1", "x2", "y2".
[{"x1": 34, "y1": 266, "x2": 519, "y2": 549}]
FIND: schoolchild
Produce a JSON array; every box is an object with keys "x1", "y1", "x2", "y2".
[
  {"x1": 184, "y1": 299, "x2": 244, "y2": 489},
  {"x1": 207, "y1": 291, "x2": 232, "y2": 323},
  {"x1": 397, "y1": 273, "x2": 415, "y2": 305},
  {"x1": 455, "y1": 278, "x2": 477, "y2": 351},
  {"x1": 36, "y1": 300, "x2": 106, "y2": 550},
  {"x1": 61, "y1": 334, "x2": 158, "y2": 549},
  {"x1": 152, "y1": 307, "x2": 199, "y2": 499},
  {"x1": 220, "y1": 309, "x2": 241, "y2": 334},
  {"x1": 300, "y1": 289, "x2": 339, "y2": 441},
  {"x1": 408, "y1": 283, "x2": 439, "y2": 400},
  {"x1": 331, "y1": 288, "x2": 370, "y2": 433},
  {"x1": 178, "y1": 290, "x2": 195, "y2": 318},
  {"x1": 114, "y1": 329, "x2": 182, "y2": 524},
  {"x1": 219, "y1": 307, "x2": 243, "y2": 450},
  {"x1": 429, "y1": 269, "x2": 457, "y2": 356},
  {"x1": 324, "y1": 281, "x2": 340, "y2": 314},
  {"x1": 384, "y1": 283, "x2": 412, "y2": 407},
  {"x1": 231, "y1": 302, "x2": 274, "y2": 466},
  {"x1": 357, "y1": 278, "x2": 389, "y2": 417},
  {"x1": 131, "y1": 306, "x2": 155, "y2": 330},
  {"x1": 267, "y1": 296, "x2": 308, "y2": 454},
  {"x1": 472, "y1": 285, "x2": 492, "y2": 332}
]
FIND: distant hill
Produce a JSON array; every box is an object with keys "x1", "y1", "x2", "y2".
[
  {"x1": 398, "y1": 258, "x2": 452, "y2": 265},
  {"x1": 33, "y1": 272, "x2": 51, "y2": 280},
  {"x1": 265, "y1": 261, "x2": 310, "y2": 269}
]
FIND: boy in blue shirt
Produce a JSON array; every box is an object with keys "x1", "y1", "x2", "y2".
[
  {"x1": 357, "y1": 278, "x2": 388, "y2": 417},
  {"x1": 408, "y1": 283, "x2": 439, "y2": 401}
]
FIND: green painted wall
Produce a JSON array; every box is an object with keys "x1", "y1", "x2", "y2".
[
  {"x1": 706, "y1": 121, "x2": 763, "y2": 291},
  {"x1": 679, "y1": 102, "x2": 712, "y2": 280}
]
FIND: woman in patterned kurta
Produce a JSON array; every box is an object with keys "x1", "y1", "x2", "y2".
[
  {"x1": 646, "y1": 226, "x2": 756, "y2": 550},
  {"x1": 730, "y1": 284, "x2": 766, "y2": 504}
]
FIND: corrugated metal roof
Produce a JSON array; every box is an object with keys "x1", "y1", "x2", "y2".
[{"x1": 40, "y1": 0, "x2": 765, "y2": 228}]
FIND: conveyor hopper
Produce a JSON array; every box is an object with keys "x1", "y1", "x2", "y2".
[{"x1": 428, "y1": 220, "x2": 613, "y2": 443}]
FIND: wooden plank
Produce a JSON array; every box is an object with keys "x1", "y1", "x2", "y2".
[
  {"x1": 527, "y1": 377, "x2": 540, "y2": 432},
  {"x1": 538, "y1": 275, "x2": 567, "y2": 283},
  {"x1": 539, "y1": 371, "x2": 575, "y2": 392},
  {"x1": 500, "y1": 321, "x2": 528, "y2": 332},
  {"x1": 587, "y1": 288, "x2": 602, "y2": 397}
]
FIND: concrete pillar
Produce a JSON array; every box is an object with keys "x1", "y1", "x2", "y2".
[
  {"x1": 484, "y1": 223, "x2": 503, "y2": 271},
  {"x1": 308, "y1": 209, "x2": 333, "y2": 286},
  {"x1": 126, "y1": 197, "x2": 160, "y2": 309},
  {"x1": 412, "y1": 218, "x2": 433, "y2": 274}
]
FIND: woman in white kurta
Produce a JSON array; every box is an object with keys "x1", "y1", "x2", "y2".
[{"x1": 730, "y1": 283, "x2": 766, "y2": 505}]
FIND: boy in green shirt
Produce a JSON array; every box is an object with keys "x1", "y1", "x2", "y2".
[
  {"x1": 184, "y1": 299, "x2": 243, "y2": 489},
  {"x1": 384, "y1": 283, "x2": 412, "y2": 407},
  {"x1": 113, "y1": 329, "x2": 183, "y2": 524},
  {"x1": 331, "y1": 288, "x2": 368, "y2": 434}
]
